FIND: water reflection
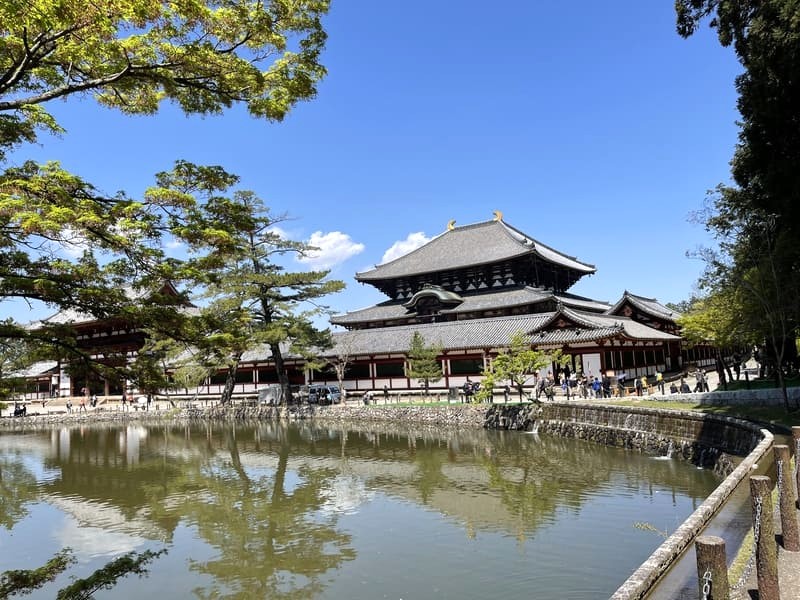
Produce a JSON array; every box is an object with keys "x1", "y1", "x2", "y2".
[{"x1": 0, "y1": 422, "x2": 720, "y2": 599}]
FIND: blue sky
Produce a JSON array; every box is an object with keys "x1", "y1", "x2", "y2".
[{"x1": 6, "y1": 1, "x2": 742, "y2": 325}]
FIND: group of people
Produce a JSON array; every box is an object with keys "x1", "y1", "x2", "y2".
[
  {"x1": 529, "y1": 368, "x2": 710, "y2": 400},
  {"x1": 462, "y1": 379, "x2": 481, "y2": 401},
  {"x1": 534, "y1": 371, "x2": 612, "y2": 401}
]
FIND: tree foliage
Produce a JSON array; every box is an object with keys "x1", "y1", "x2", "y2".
[
  {"x1": 0, "y1": 548, "x2": 165, "y2": 599},
  {"x1": 149, "y1": 165, "x2": 344, "y2": 404},
  {"x1": 0, "y1": 0, "x2": 332, "y2": 392},
  {"x1": 479, "y1": 331, "x2": 565, "y2": 402},
  {"x1": 0, "y1": 0, "x2": 329, "y2": 158},
  {"x1": 676, "y1": 0, "x2": 800, "y2": 409},
  {"x1": 405, "y1": 332, "x2": 442, "y2": 396}
]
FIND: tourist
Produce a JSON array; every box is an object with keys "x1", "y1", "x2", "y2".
[
  {"x1": 602, "y1": 375, "x2": 612, "y2": 398},
  {"x1": 641, "y1": 375, "x2": 648, "y2": 395},
  {"x1": 545, "y1": 378, "x2": 555, "y2": 401},
  {"x1": 591, "y1": 377, "x2": 602, "y2": 398},
  {"x1": 634, "y1": 377, "x2": 643, "y2": 397},
  {"x1": 656, "y1": 371, "x2": 665, "y2": 394},
  {"x1": 121, "y1": 391, "x2": 128, "y2": 411},
  {"x1": 693, "y1": 371, "x2": 703, "y2": 393},
  {"x1": 670, "y1": 382, "x2": 679, "y2": 394},
  {"x1": 679, "y1": 378, "x2": 691, "y2": 393}
]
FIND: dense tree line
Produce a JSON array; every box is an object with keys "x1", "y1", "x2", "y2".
[{"x1": 675, "y1": 0, "x2": 800, "y2": 411}]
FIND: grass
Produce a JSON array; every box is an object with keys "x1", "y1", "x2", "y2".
[
  {"x1": 724, "y1": 376, "x2": 800, "y2": 391},
  {"x1": 726, "y1": 461, "x2": 789, "y2": 589}
]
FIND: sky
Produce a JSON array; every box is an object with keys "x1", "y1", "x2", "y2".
[{"x1": 5, "y1": 1, "x2": 743, "y2": 326}]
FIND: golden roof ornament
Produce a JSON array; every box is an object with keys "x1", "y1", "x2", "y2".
[
  {"x1": 447, "y1": 219, "x2": 456, "y2": 230},
  {"x1": 493, "y1": 210, "x2": 503, "y2": 221}
]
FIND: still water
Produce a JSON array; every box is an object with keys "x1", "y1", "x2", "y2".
[{"x1": 0, "y1": 421, "x2": 721, "y2": 599}]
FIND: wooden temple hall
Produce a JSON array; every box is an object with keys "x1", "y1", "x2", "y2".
[
  {"x1": 313, "y1": 213, "x2": 714, "y2": 394},
  {"x1": 17, "y1": 214, "x2": 716, "y2": 400}
]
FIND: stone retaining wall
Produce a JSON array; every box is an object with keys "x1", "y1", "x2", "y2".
[
  {"x1": 641, "y1": 386, "x2": 800, "y2": 406},
  {"x1": 481, "y1": 402, "x2": 772, "y2": 599}
]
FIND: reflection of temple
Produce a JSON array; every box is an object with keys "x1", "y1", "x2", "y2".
[{"x1": 18, "y1": 215, "x2": 716, "y2": 399}]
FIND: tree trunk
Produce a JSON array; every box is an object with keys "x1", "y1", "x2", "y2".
[
  {"x1": 270, "y1": 342, "x2": 292, "y2": 405},
  {"x1": 776, "y1": 367, "x2": 790, "y2": 413},
  {"x1": 715, "y1": 349, "x2": 728, "y2": 391},
  {"x1": 220, "y1": 353, "x2": 242, "y2": 405}
]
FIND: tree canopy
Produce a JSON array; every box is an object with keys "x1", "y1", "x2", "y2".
[
  {"x1": 148, "y1": 163, "x2": 344, "y2": 403},
  {"x1": 0, "y1": 0, "x2": 333, "y2": 391},
  {"x1": 0, "y1": 0, "x2": 329, "y2": 158},
  {"x1": 405, "y1": 332, "x2": 442, "y2": 396},
  {"x1": 675, "y1": 0, "x2": 800, "y2": 409},
  {"x1": 479, "y1": 331, "x2": 564, "y2": 402}
]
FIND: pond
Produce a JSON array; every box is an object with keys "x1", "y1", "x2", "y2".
[{"x1": 0, "y1": 421, "x2": 722, "y2": 599}]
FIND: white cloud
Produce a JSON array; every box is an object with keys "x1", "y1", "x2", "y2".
[
  {"x1": 297, "y1": 230, "x2": 365, "y2": 270},
  {"x1": 165, "y1": 237, "x2": 184, "y2": 250},
  {"x1": 58, "y1": 226, "x2": 92, "y2": 258},
  {"x1": 380, "y1": 231, "x2": 430, "y2": 264},
  {"x1": 268, "y1": 225, "x2": 289, "y2": 240}
]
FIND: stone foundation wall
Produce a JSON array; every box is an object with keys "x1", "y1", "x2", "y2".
[
  {"x1": 483, "y1": 402, "x2": 764, "y2": 476},
  {"x1": 636, "y1": 386, "x2": 800, "y2": 406}
]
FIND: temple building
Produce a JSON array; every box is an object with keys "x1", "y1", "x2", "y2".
[
  {"x1": 308, "y1": 213, "x2": 713, "y2": 394},
  {"x1": 13, "y1": 214, "x2": 717, "y2": 401}
]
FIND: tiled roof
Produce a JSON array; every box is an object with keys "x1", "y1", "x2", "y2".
[
  {"x1": 12, "y1": 360, "x2": 58, "y2": 378},
  {"x1": 324, "y1": 309, "x2": 677, "y2": 357},
  {"x1": 356, "y1": 219, "x2": 595, "y2": 282},
  {"x1": 606, "y1": 291, "x2": 679, "y2": 322},
  {"x1": 530, "y1": 327, "x2": 623, "y2": 345},
  {"x1": 327, "y1": 314, "x2": 551, "y2": 356},
  {"x1": 331, "y1": 287, "x2": 609, "y2": 326},
  {"x1": 530, "y1": 306, "x2": 680, "y2": 343},
  {"x1": 30, "y1": 283, "x2": 198, "y2": 328}
]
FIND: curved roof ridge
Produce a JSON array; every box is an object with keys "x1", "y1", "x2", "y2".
[
  {"x1": 498, "y1": 220, "x2": 596, "y2": 271},
  {"x1": 357, "y1": 218, "x2": 595, "y2": 282},
  {"x1": 607, "y1": 290, "x2": 678, "y2": 320},
  {"x1": 531, "y1": 304, "x2": 609, "y2": 332}
]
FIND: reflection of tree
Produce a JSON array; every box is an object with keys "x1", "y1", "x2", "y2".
[
  {"x1": 410, "y1": 443, "x2": 447, "y2": 504},
  {"x1": 2, "y1": 420, "x2": 719, "y2": 597},
  {"x1": 181, "y1": 426, "x2": 356, "y2": 599},
  {"x1": 0, "y1": 458, "x2": 38, "y2": 529},
  {"x1": 480, "y1": 432, "x2": 719, "y2": 539}
]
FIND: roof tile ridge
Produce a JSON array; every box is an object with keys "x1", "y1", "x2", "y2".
[
  {"x1": 625, "y1": 290, "x2": 659, "y2": 302},
  {"x1": 558, "y1": 305, "x2": 606, "y2": 328},
  {"x1": 356, "y1": 228, "x2": 450, "y2": 276},
  {"x1": 500, "y1": 221, "x2": 596, "y2": 269}
]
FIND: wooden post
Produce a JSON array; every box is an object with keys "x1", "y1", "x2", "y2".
[
  {"x1": 774, "y1": 445, "x2": 799, "y2": 551},
  {"x1": 750, "y1": 475, "x2": 780, "y2": 600},
  {"x1": 695, "y1": 536, "x2": 729, "y2": 599},
  {"x1": 793, "y1": 426, "x2": 800, "y2": 508}
]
